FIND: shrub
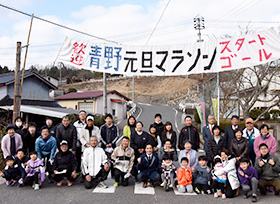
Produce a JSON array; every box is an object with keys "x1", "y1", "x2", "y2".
[
  {"x1": 68, "y1": 87, "x2": 77, "y2": 93},
  {"x1": 264, "y1": 111, "x2": 270, "y2": 120},
  {"x1": 270, "y1": 109, "x2": 280, "y2": 120},
  {"x1": 249, "y1": 109, "x2": 262, "y2": 120}
]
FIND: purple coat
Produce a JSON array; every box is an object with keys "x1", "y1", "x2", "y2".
[
  {"x1": 237, "y1": 165, "x2": 258, "y2": 185},
  {"x1": 25, "y1": 159, "x2": 45, "y2": 183}
]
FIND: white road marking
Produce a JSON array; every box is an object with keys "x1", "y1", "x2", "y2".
[
  {"x1": 138, "y1": 102, "x2": 151, "y2": 106},
  {"x1": 136, "y1": 104, "x2": 143, "y2": 120},
  {"x1": 134, "y1": 182, "x2": 155, "y2": 195},
  {"x1": 92, "y1": 178, "x2": 116, "y2": 194},
  {"x1": 173, "y1": 108, "x2": 180, "y2": 133}
]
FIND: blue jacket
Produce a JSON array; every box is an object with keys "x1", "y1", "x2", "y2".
[
  {"x1": 178, "y1": 149, "x2": 198, "y2": 168},
  {"x1": 193, "y1": 164, "x2": 211, "y2": 185},
  {"x1": 4, "y1": 163, "x2": 25, "y2": 179},
  {"x1": 203, "y1": 125, "x2": 213, "y2": 151},
  {"x1": 35, "y1": 136, "x2": 57, "y2": 160},
  {"x1": 137, "y1": 153, "x2": 161, "y2": 175}
]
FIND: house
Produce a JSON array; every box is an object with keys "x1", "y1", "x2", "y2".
[
  {"x1": 0, "y1": 69, "x2": 79, "y2": 126},
  {"x1": 55, "y1": 90, "x2": 130, "y2": 120},
  {"x1": 44, "y1": 76, "x2": 59, "y2": 87}
]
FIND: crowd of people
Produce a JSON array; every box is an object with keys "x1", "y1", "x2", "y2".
[{"x1": 1, "y1": 111, "x2": 280, "y2": 202}]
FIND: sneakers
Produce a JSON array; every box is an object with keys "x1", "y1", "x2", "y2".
[
  {"x1": 214, "y1": 192, "x2": 218, "y2": 198},
  {"x1": 67, "y1": 180, "x2": 73, "y2": 187},
  {"x1": 222, "y1": 194, "x2": 226, "y2": 199},
  {"x1": 18, "y1": 183, "x2": 23, "y2": 187},
  {"x1": 142, "y1": 182, "x2": 148, "y2": 188},
  {"x1": 169, "y1": 184, "x2": 173, "y2": 188},
  {"x1": 243, "y1": 193, "x2": 249, "y2": 199},
  {"x1": 98, "y1": 181, "x2": 108, "y2": 189},
  {"x1": 113, "y1": 182, "x2": 118, "y2": 187},
  {"x1": 206, "y1": 189, "x2": 212, "y2": 195},
  {"x1": 160, "y1": 182, "x2": 165, "y2": 187},
  {"x1": 57, "y1": 181, "x2": 63, "y2": 187},
  {"x1": 149, "y1": 182, "x2": 154, "y2": 188},
  {"x1": 34, "y1": 184, "x2": 40, "y2": 190},
  {"x1": 6, "y1": 180, "x2": 16, "y2": 187},
  {"x1": 194, "y1": 187, "x2": 201, "y2": 194},
  {"x1": 252, "y1": 194, "x2": 257, "y2": 202}
]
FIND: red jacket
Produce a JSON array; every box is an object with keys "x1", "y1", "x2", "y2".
[{"x1": 177, "y1": 166, "x2": 192, "y2": 186}]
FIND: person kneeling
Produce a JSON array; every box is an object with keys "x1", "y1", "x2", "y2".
[
  {"x1": 82, "y1": 136, "x2": 110, "y2": 189},
  {"x1": 177, "y1": 157, "x2": 193, "y2": 193},
  {"x1": 137, "y1": 143, "x2": 161, "y2": 188},
  {"x1": 52, "y1": 140, "x2": 77, "y2": 187},
  {"x1": 111, "y1": 136, "x2": 135, "y2": 187},
  {"x1": 23, "y1": 151, "x2": 45, "y2": 190}
]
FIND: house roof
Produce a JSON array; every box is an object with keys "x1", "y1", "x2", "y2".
[
  {"x1": 55, "y1": 90, "x2": 130, "y2": 101},
  {"x1": 0, "y1": 69, "x2": 57, "y2": 90}
]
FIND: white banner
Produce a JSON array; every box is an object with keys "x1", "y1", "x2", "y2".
[{"x1": 55, "y1": 29, "x2": 280, "y2": 76}]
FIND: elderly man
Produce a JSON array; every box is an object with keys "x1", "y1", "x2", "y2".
[
  {"x1": 111, "y1": 136, "x2": 135, "y2": 187},
  {"x1": 82, "y1": 136, "x2": 110, "y2": 189},
  {"x1": 242, "y1": 118, "x2": 260, "y2": 165}
]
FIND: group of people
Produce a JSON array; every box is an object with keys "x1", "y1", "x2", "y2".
[{"x1": 0, "y1": 112, "x2": 280, "y2": 203}]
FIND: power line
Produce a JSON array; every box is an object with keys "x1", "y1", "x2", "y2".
[
  {"x1": 145, "y1": 0, "x2": 171, "y2": 45},
  {"x1": 0, "y1": 3, "x2": 119, "y2": 44}
]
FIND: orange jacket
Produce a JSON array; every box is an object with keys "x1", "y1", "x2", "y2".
[{"x1": 177, "y1": 166, "x2": 192, "y2": 186}]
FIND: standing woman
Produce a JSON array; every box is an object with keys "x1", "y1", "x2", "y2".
[
  {"x1": 215, "y1": 149, "x2": 240, "y2": 198},
  {"x1": 161, "y1": 122, "x2": 177, "y2": 149},
  {"x1": 123, "y1": 116, "x2": 136, "y2": 141},
  {"x1": 230, "y1": 128, "x2": 250, "y2": 163}
]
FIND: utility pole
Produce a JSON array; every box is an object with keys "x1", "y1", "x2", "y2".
[
  {"x1": 217, "y1": 72, "x2": 220, "y2": 126},
  {"x1": 193, "y1": 15, "x2": 205, "y2": 42},
  {"x1": 13, "y1": 42, "x2": 22, "y2": 123},
  {"x1": 103, "y1": 72, "x2": 107, "y2": 115},
  {"x1": 132, "y1": 75, "x2": 135, "y2": 107}
]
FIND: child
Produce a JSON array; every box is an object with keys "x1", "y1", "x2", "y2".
[
  {"x1": 212, "y1": 156, "x2": 226, "y2": 199},
  {"x1": 0, "y1": 155, "x2": 25, "y2": 187},
  {"x1": 15, "y1": 149, "x2": 29, "y2": 168},
  {"x1": 238, "y1": 157, "x2": 258, "y2": 202},
  {"x1": 23, "y1": 151, "x2": 45, "y2": 190},
  {"x1": 160, "y1": 154, "x2": 176, "y2": 188},
  {"x1": 193, "y1": 155, "x2": 212, "y2": 194},
  {"x1": 177, "y1": 157, "x2": 193, "y2": 193}
]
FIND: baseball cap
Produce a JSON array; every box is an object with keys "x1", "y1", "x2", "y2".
[
  {"x1": 86, "y1": 115, "x2": 94, "y2": 121},
  {"x1": 60, "y1": 140, "x2": 68, "y2": 146},
  {"x1": 246, "y1": 118, "x2": 254, "y2": 124}
]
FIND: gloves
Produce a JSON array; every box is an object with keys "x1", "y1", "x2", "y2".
[
  {"x1": 49, "y1": 159, "x2": 54, "y2": 165},
  {"x1": 124, "y1": 173, "x2": 131, "y2": 179}
]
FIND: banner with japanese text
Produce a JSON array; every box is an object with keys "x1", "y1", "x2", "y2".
[{"x1": 55, "y1": 29, "x2": 280, "y2": 76}]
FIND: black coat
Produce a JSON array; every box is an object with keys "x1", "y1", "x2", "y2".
[
  {"x1": 55, "y1": 124, "x2": 77, "y2": 151},
  {"x1": 23, "y1": 131, "x2": 40, "y2": 153},
  {"x1": 3, "y1": 163, "x2": 25, "y2": 179},
  {"x1": 161, "y1": 131, "x2": 177, "y2": 149},
  {"x1": 153, "y1": 122, "x2": 164, "y2": 138},
  {"x1": 130, "y1": 131, "x2": 155, "y2": 158},
  {"x1": 100, "y1": 123, "x2": 119, "y2": 149},
  {"x1": 230, "y1": 137, "x2": 250, "y2": 159},
  {"x1": 207, "y1": 135, "x2": 227, "y2": 161},
  {"x1": 224, "y1": 125, "x2": 243, "y2": 149},
  {"x1": 53, "y1": 150, "x2": 77, "y2": 172},
  {"x1": 178, "y1": 125, "x2": 200, "y2": 151}
]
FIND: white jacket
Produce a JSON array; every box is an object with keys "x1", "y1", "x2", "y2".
[
  {"x1": 215, "y1": 156, "x2": 240, "y2": 190},
  {"x1": 80, "y1": 126, "x2": 101, "y2": 152},
  {"x1": 242, "y1": 127, "x2": 260, "y2": 140},
  {"x1": 82, "y1": 146, "x2": 108, "y2": 177}
]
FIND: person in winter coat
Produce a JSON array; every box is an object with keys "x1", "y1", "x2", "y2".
[
  {"x1": 82, "y1": 136, "x2": 110, "y2": 189},
  {"x1": 35, "y1": 127, "x2": 57, "y2": 181},
  {"x1": 80, "y1": 115, "x2": 101, "y2": 152},
  {"x1": 123, "y1": 115, "x2": 136, "y2": 142},
  {"x1": 14, "y1": 116, "x2": 27, "y2": 139},
  {"x1": 149, "y1": 124, "x2": 162, "y2": 152},
  {"x1": 255, "y1": 143, "x2": 280, "y2": 197},
  {"x1": 177, "y1": 157, "x2": 193, "y2": 193},
  {"x1": 178, "y1": 116, "x2": 200, "y2": 151},
  {"x1": 193, "y1": 155, "x2": 212, "y2": 194},
  {"x1": 254, "y1": 124, "x2": 276, "y2": 159},
  {"x1": 1, "y1": 124, "x2": 23, "y2": 159},
  {"x1": 215, "y1": 149, "x2": 240, "y2": 198},
  {"x1": 203, "y1": 115, "x2": 215, "y2": 161},
  {"x1": 237, "y1": 157, "x2": 258, "y2": 202},
  {"x1": 15, "y1": 149, "x2": 29, "y2": 168},
  {"x1": 56, "y1": 115, "x2": 77, "y2": 154},
  {"x1": 230, "y1": 128, "x2": 250, "y2": 163},
  {"x1": 178, "y1": 141, "x2": 198, "y2": 170},
  {"x1": 137, "y1": 144, "x2": 161, "y2": 188},
  {"x1": 23, "y1": 122, "x2": 40, "y2": 153},
  {"x1": 23, "y1": 151, "x2": 45, "y2": 190},
  {"x1": 224, "y1": 115, "x2": 243, "y2": 149},
  {"x1": 161, "y1": 121, "x2": 177, "y2": 149},
  {"x1": 153, "y1": 113, "x2": 164, "y2": 140},
  {"x1": 111, "y1": 136, "x2": 135, "y2": 187},
  {"x1": 158, "y1": 139, "x2": 177, "y2": 162},
  {"x1": 52, "y1": 140, "x2": 77, "y2": 187},
  {"x1": 207, "y1": 125, "x2": 227, "y2": 165},
  {"x1": 45, "y1": 117, "x2": 56, "y2": 137},
  {"x1": 100, "y1": 113, "x2": 119, "y2": 156}
]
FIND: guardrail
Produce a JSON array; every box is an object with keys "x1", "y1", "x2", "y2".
[{"x1": 128, "y1": 103, "x2": 137, "y2": 116}]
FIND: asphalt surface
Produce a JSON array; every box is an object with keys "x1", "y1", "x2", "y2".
[{"x1": 1, "y1": 103, "x2": 279, "y2": 204}]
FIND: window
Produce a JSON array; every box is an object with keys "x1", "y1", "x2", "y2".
[{"x1": 112, "y1": 109, "x2": 116, "y2": 116}]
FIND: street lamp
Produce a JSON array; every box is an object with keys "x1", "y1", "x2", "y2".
[{"x1": 194, "y1": 15, "x2": 205, "y2": 42}]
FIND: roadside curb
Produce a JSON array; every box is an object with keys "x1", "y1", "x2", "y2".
[{"x1": 0, "y1": 177, "x2": 5, "y2": 185}]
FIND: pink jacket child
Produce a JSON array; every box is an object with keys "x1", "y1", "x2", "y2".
[
  {"x1": 25, "y1": 158, "x2": 45, "y2": 183},
  {"x1": 254, "y1": 133, "x2": 276, "y2": 159}
]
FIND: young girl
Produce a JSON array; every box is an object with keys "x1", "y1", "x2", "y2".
[
  {"x1": 149, "y1": 124, "x2": 162, "y2": 152},
  {"x1": 23, "y1": 151, "x2": 45, "y2": 190},
  {"x1": 161, "y1": 154, "x2": 176, "y2": 188},
  {"x1": 212, "y1": 156, "x2": 226, "y2": 199}
]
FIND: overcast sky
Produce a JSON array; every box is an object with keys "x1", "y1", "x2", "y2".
[{"x1": 0, "y1": 0, "x2": 279, "y2": 69}]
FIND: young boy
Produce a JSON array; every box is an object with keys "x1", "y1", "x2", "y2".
[
  {"x1": 15, "y1": 149, "x2": 29, "y2": 168},
  {"x1": 193, "y1": 155, "x2": 212, "y2": 194},
  {"x1": 23, "y1": 151, "x2": 45, "y2": 190},
  {"x1": 161, "y1": 154, "x2": 176, "y2": 188},
  {"x1": 238, "y1": 157, "x2": 258, "y2": 202},
  {"x1": 0, "y1": 155, "x2": 25, "y2": 187},
  {"x1": 177, "y1": 157, "x2": 193, "y2": 193},
  {"x1": 212, "y1": 156, "x2": 226, "y2": 199}
]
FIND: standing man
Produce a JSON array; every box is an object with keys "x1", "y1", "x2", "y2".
[
  {"x1": 242, "y1": 118, "x2": 260, "y2": 165},
  {"x1": 178, "y1": 116, "x2": 200, "y2": 151},
  {"x1": 45, "y1": 117, "x2": 56, "y2": 137},
  {"x1": 203, "y1": 115, "x2": 215, "y2": 157},
  {"x1": 153, "y1": 113, "x2": 164, "y2": 140},
  {"x1": 224, "y1": 115, "x2": 243, "y2": 149},
  {"x1": 73, "y1": 110, "x2": 87, "y2": 173},
  {"x1": 56, "y1": 116, "x2": 77, "y2": 155},
  {"x1": 23, "y1": 122, "x2": 40, "y2": 153}
]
